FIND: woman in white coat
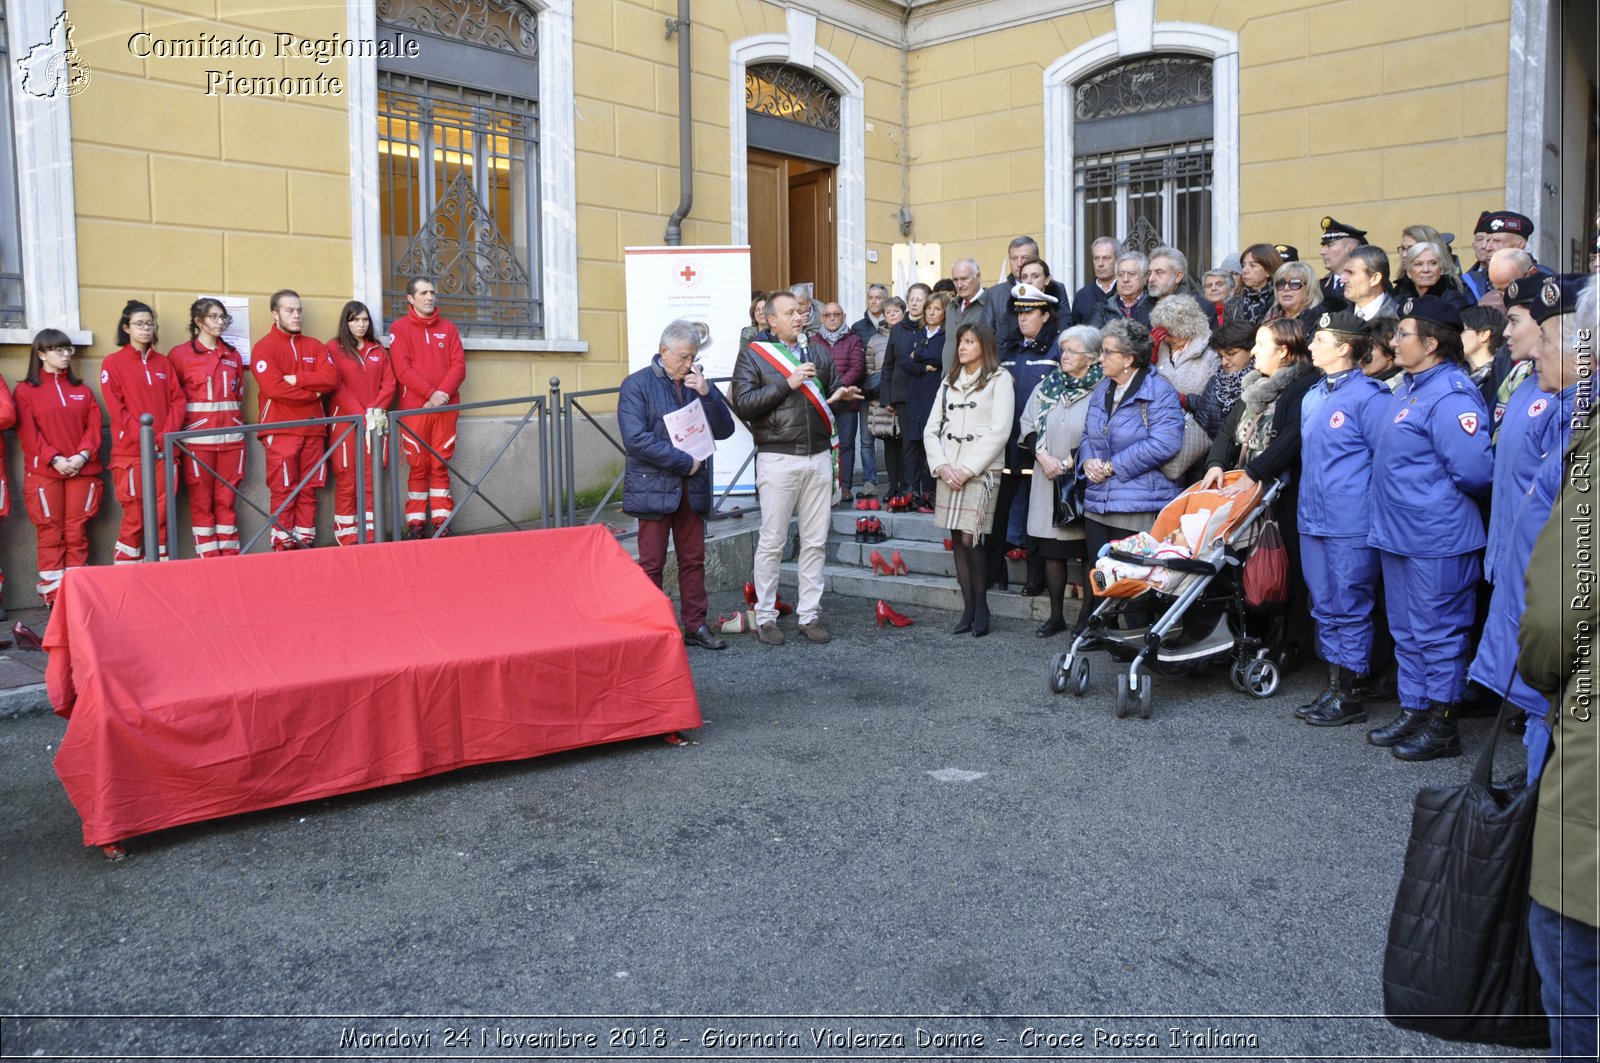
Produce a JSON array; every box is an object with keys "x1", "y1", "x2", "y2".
[{"x1": 925, "y1": 323, "x2": 1014, "y2": 637}]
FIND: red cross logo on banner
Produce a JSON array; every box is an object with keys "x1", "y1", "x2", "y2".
[
  {"x1": 1458, "y1": 412, "x2": 1480, "y2": 435},
  {"x1": 674, "y1": 262, "x2": 702, "y2": 290}
]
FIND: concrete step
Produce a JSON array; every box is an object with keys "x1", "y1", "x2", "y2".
[
  {"x1": 826, "y1": 535, "x2": 1030, "y2": 583},
  {"x1": 829, "y1": 509, "x2": 948, "y2": 543},
  {"x1": 778, "y1": 560, "x2": 1072, "y2": 621}
]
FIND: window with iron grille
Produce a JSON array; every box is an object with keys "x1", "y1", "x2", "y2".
[
  {"x1": 377, "y1": 0, "x2": 540, "y2": 338},
  {"x1": 1073, "y1": 56, "x2": 1213, "y2": 280},
  {"x1": 0, "y1": 2, "x2": 25, "y2": 328}
]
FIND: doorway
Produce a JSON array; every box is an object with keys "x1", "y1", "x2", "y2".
[{"x1": 747, "y1": 149, "x2": 835, "y2": 303}]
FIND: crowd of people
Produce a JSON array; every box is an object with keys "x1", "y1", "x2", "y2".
[
  {"x1": 619, "y1": 215, "x2": 1596, "y2": 1054},
  {"x1": 8, "y1": 275, "x2": 465, "y2": 607}
]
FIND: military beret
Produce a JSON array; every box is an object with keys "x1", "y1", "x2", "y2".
[
  {"x1": 1274, "y1": 244, "x2": 1299, "y2": 262},
  {"x1": 1398, "y1": 295, "x2": 1462, "y2": 330},
  {"x1": 1475, "y1": 210, "x2": 1534, "y2": 238},
  {"x1": 1316, "y1": 309, "x2": 1366, "y2": 335},
  {"x1": 1320, "y1": 216, "x2": 1367, "y2": 244},
  {"x1": 1527, "y1": 273, "x2": 1586, "y2": 325}
]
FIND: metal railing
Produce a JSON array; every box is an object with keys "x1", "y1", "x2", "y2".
[{"x1": 131, "y1": 374, "x2": 756, "y2": 556}]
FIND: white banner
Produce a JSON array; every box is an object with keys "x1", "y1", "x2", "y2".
[{"x1": 624, "y1": 246, "x2": 755, "y2": 493}]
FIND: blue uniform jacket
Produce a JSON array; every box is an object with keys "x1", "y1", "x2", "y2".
[
  {"x1": 618, "y1": 356, "x2": 737, "y2": 518},
  {"x1": 999, "y1": 322, "x2": 1060, "y2": 470},
  {"x1": 1469, "y1": 386, "x2": 1579, "y2": 715},
  {"x1": 1368, "y1": 362, "x2": 1494, "y2": 556},
  {"x1": 1298, "y1": 369, "x2": 1391, "y2": 538},
  {"x1": 900, "y1": 325, "x2": 945, "y2": 440},
  {"x1": 1485, "y1": 374, "x2": 1561, "y2": 584},
  {"x1": 1077, "y1": 368, "x2": 1184, "y2": 516}
]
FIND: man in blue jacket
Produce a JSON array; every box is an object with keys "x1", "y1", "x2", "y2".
[{"x1": 619, "y1": 319, "x2": 737, "y2": 650}]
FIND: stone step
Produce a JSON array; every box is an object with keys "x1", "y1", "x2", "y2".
[
  {"x1": 826, "y1": 535, "x2": 1030, "y2": 583},
  {"x1": 778, "y1": 561, "x2": 1073, "y2": 621},
  {"x1": 829, "y1": 509, "x2": 948, "y2": 543}
]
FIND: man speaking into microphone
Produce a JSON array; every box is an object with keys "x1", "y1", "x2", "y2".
[{"x1": 729, "y1": 291, "x2": 863, "y2": 646}]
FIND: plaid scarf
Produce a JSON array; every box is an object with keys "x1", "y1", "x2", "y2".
[{"x1": 1036, "y1": 363, "x2": 1104, "y2": 434}]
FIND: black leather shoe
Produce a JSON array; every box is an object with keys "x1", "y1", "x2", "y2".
[
  {"x1": 1295, "y1": 665, "x2": 1340, "y2": 720},
  {"x1": 1305, "y1": 698, "x2": 1368, "y2": 727},
  {"x1": 952, "y1": 614, "x2": 974, "y2": 635},
  {"x1": 684, "y1": 625, "x2": 728, "y2": 650},
  {"x1": 1393, "y1": 707, "x2": 1461, "y2": 761},
  {"x1": 1367, "y1": 709, "x2": 1427, "y2": 747},
  {"x1": 1019, "y1": 584, "x2": 1044, "y2": 597},
  {"x1": 1504, "y1": 713, "x2": 1527, "y2": 736},
  {"x1": 1456, "y1": 683, "x2": 1499, "y2": 718},
  {"x1": 1035, "y1": 616, "x2": 1068, "y2": 638}
]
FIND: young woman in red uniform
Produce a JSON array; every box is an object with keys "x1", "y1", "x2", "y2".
[
  {"x1": 326, "y1": 301, "x2": 395, "y2": 545},
  {"x1": 168, "y1": 298, "x2": 246, "y2": 557},
  {"x1": 100, "y1": 300, "x2": 186, "y2": 563},
  {"x1": 15, "y1": 330, "x2": 103, "y2": 605}
]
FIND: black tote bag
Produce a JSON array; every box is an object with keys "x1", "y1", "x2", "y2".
[{"x1": 1381, "y1": 700, "x2": 1549, "y2": 1049}]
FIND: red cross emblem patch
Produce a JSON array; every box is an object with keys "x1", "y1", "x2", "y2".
[
  {"x1": 1458, "y1": 412, "x2": 1480, "y2": 435},
  {"x1": 1394, "y1": 408, "x2": 1410, "y2": 423},
  {"x1": 1528, "y1": 398, "x2": 1548, "y2": 418},
  {"x1": 1329, "y1": 411, "x2": 1346, "y2": 429}
]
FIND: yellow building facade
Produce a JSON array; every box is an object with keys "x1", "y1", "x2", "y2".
[{"x1": 0, "y1": 0, "x2": 1591, "y2": 598}]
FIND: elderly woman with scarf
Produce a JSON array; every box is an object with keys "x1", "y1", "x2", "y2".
[
  {"x1": 1020, "y1": 324, "x2": 1103, "y2": 637},
  {"x1": 1199, "y1": 319, "x2": 1320, "y2": 662},
  {"x1": 1151, "y1": 294, "x2": 1220, "y2": 409}
]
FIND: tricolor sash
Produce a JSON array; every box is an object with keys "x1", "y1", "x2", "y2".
[{"x1": 749, "y1": 341, "x2": 841, "y2": 501}]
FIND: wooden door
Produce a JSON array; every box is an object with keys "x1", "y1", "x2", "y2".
[{"x1": 746, "y1": 150, "x2": 834, "y2": 301}]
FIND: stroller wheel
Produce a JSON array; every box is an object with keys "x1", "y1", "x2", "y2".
[
  {"x1": 1048, "y1": 652, "x2": 1071, "y2": 696},
  {"x1": 1114, "y1": 679, "x2": 1132, "y2": 718},
  {"x1": 1243, "y1": 658, "x2": 1281, "y2": 699},
  {"x1": 1071, "y1": 656, "x2": 1091, "y2": 697},
  {"x1": 1136, "y1": 674, "x2": 1153, "y2": 719},
  {"x1": 1229, "y1": 659, "x2": 1248, "y2": 693}
]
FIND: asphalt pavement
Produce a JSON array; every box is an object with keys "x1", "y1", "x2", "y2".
[{"x1": 0, "y1": 592, "x2": 1540, "y2": 1061}]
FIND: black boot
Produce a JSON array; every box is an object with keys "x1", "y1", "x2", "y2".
[
  {"x1": 1306, "y1": 666, "x2": 1369, "y2": 727},
  {"x1": 1366, "y1": 708, "x2": 1428, "y2": 747},
  {"x1": 1393, "y1": 705, "x2": 1462, "y2": 761},
  {"x1": 1295, "y1": 663, "x2": 1339, "y2": 720}
]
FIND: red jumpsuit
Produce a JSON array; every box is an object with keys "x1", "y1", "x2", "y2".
[
  {"x1": 0, "y1": 375, "x2": 17, "y2": 599},
  {"x1": 169, "y1": 339, "x2": 246, "y2": 557},
  {"x1": 251, "y1": 326, "x2": 336, "y2": 548},
  {"x1": 15, "y1": 370, "x2": 103, "y2": 603},
  {"x1": 327, "y1": 339, "x2": 396, "y2": 546},
  {"x1": 388, "y1": 310, "x2": 466, "y2": 531},
  {"x1": 100, "y1": 345, "x2": 186, "y2": 563}
]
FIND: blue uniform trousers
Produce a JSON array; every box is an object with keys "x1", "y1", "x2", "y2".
[
  {"x1": 1379, "y1": 550, "x2": 1481, "y2": 710},
  {"x1": 1302, "y1": 533, "x2": 1379, "y2": 673}
]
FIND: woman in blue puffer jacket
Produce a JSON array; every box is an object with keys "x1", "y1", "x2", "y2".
[{"x1": 1072, "y1": 318, "x2": 1183, "y2": 632}]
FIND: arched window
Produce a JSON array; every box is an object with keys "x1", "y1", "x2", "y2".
[
  {"x1": 745, "y1": 62, "x2": 841, "y2": 164},
  {"x1": 376, "y1": 0, "x2": 540, "y2": 337},
  {"x1": 1074, "y1": 55, "x2": 1213, "y2": 272}
]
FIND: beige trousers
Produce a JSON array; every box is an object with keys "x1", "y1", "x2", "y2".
[{"x1": 752, "y1": 449, "x2": 832, "y2": 625}]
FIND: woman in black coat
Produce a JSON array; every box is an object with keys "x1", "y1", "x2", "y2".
[
  {"x1": 899, "y1": 291, "x2": 948, "y2": 507},
  {"x1": 1199, "y1": 318, "x2": 1320, "y2": 664}
]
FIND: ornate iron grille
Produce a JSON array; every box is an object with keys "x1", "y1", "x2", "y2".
[
  {"x1": 1076, "y1": 140, "x2": 1212, "y2": 281},
  {"x1": 0, "y1": 2, "x2": 24, "y2": 328},
  {"x1": 1075, "y1": 55, "x2": 1212, "y2": 122},
  {"x1": 745, "y1": 62, "x2": 840, "y2": 131},
  {"x1": 378, "y1": 73, "x2": 541, "y2": 337},
  {"x1": 376, "y1": 0, "x2": 538, "y2": 58}
]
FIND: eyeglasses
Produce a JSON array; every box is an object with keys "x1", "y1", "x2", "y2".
[
  {"x1": 128, "y1": 320, "x2": 156, "y2": 328},
  {"x1": 42, "y1": 346, "x2": 75, "y2": 356},
  {"x1": 204, "y1": 313, "x2": 233, "y2": 325},
  {"x1": 1274, "y1": 279, "x2": 1306, "y2": 291},
  {"x1": 1394, "y1": 328, "x2": 1419, "y2": 340},
  {"x1": 1101, "y1": 345, "x2": 1130, "y2": 358}
]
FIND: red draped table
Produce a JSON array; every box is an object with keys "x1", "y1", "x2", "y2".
[{"x1": 48, "y1": 526, "x2": 701, "y2": 847}]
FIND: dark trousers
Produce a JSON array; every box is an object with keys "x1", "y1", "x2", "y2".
[
  {"x1": 1529, "y1": 898, "x2": 1600, "y2": 1059},
  {"x1": 901, "y1": 425, "x2": 930, "y2": 497},
  {"x1": 837, "y1": 410, "x2": 859, "y2": 492},
  {"x1": 636, "y1": 485, "x2": 708, "y2": 631},
  {"x1": 985, "y1": 471, "x2": 1026, "y2": 584}
]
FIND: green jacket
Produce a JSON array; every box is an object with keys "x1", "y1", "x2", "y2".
[{"x1": 1521, "y1": 414, "x2": 1599, "y2": 926}]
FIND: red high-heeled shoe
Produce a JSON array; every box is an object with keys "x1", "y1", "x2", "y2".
[
  {"x1": 776, "y1": 595, "x2": 794, "y2": 616},
  {"x1": 943, "y1": 538, "x2": 954, "y2": 551},
  {"x1": 742, "y1": 580, "x2": 794, "y2": 614},
  {"x1": 743, "y1": 581, "x2": 758, "y2": 606},
  {"x1": 12, "y1": 621, "x2": 43, "y2": 651},
  {"x1": 869, "y1": 549, "x2": 894, "y2": 576},
  {"x1": 874, "y1": 600, "x2": 914, "y2": 628},
  {"x1": 855, "y1": 498, "x2": 870, "y2": 510},
  {"x1": 1005, "y1": 547, "x2": 1026, "y2": 561},
  {"x1": 866, "y1": 497, "x2": 881, "y2": 510},
  {"x1": 890, "y1": 549, "x2": 909, "y2": 576}
]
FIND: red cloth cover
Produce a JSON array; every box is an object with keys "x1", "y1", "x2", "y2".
[{"x1": 48, "y1": 526, "x2": 702, "y2": 846}]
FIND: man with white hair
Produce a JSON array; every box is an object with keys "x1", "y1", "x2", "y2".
[
  {"x1": 619, "y1": 318, "x2": 738, "y2": 650},
  {"x1": 1087, "y1": 251, "x2": 1154, "y2": 329},
  {"x1": 1462, "y1": 210, "x2": 1534, "y2": 301},
  {"x1": 1480, "y1": 246, "x2": 1541, "y2": 313},
  {"x1": 941, "y1": 256, "x2": 988, "y2": 371}
]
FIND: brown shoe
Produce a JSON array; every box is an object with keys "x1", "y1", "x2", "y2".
[
  {"x1": 757, "y1": 623, "x2": 785, "y2": 646},
  {"x1": 799, "y1": 619, "x2": 831, "y2": 644}
]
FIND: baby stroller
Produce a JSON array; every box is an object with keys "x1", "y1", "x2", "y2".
[{"x1": 1048, "y1": 471, "x2": 1285, "y2": 719}]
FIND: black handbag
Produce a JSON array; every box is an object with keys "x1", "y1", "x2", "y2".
[
  {"x1": 1051, "y1": 473, "x2": 1086, "y2": 527},
  {"x1": 1381, "y1": 697, "x2": 1549, "y2": 1049}
]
